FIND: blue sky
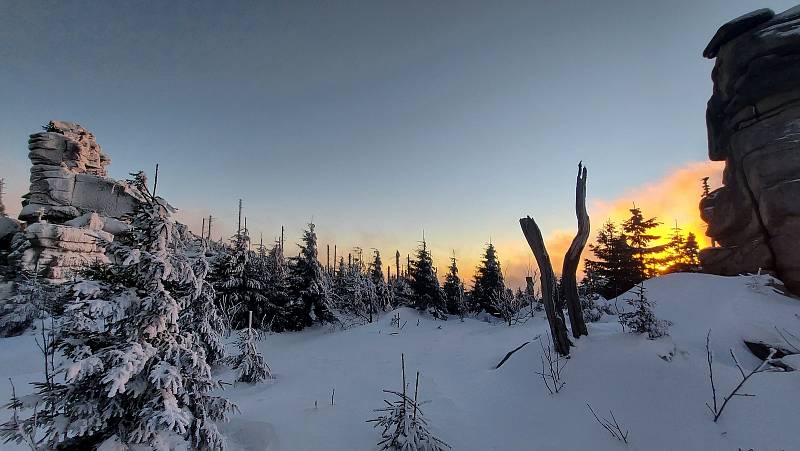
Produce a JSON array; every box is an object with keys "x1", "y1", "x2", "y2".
[{"x1": 1, "y1": 0, "x2": 795, "y2": 286}]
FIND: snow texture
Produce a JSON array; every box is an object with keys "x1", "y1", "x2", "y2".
[{"x1": 2, "y1": 273, "x2": 800, "y2": 450}]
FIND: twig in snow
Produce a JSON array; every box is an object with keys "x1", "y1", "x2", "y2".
[
  {"x1": 774, "y1": 326, "x2": 800, "y2": 354},
  {"x1": 535, "y1": 337, "x2": 567, "y2": 394},
  {"x1": 587, "y1": 403, "x2": 629, "y2": 444},
  {"x1": 705, "y1": 329, "x2": 779, "y2": 422}
]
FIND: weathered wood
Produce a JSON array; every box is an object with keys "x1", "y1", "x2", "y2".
[
  {"x1": 520, "y1": 216, "x2": 571, "y2": 356},
  {"x1": 562, "y1": 162, "x2": 590, "y2": 338},
  {"x1": 494, "y1": 341, "x2": 531, "y2": 369}
]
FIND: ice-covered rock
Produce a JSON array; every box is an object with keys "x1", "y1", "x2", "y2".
[
  {"x1": 700, "y1": 6, "x2": 800, "y2": 294},
  {"x1": 16, "y1": 222, "x2": 111, "y2": 279},
  {"x1": 19, "y1": 121, "x2": 144, "y2": 223},
  {"x1": 8, "y1": 121, "x2": 148, "y2": 280}
]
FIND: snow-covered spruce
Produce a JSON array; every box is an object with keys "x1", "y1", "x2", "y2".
[
  {"x1": 288, "y1": 223, "x2": 338, "y2": 328},
  {"x1": 369, "y1": 356, "x2": 450, "y2": 451},
  {"x1": 0, "y1": 270, "x2": 58, "y2": 337},
  {"x1": 332, "y1": 253, "x2": 384, "y2": 325},
  {"x1": 211, "y1": 227, "x2": 272, "y2": 330},
  {"x1": 0, "y1": 174, "x2": 236, "y2": 450},
  {"x1": 442, "y1": 256, "x2": 466, "y2": 318},
  {"x1": 186, "y1": 249, "x2": 228, "y2": 366},
  {"x1": 471, "y1": 242, "x2": 507, "y2": 317},
  {"x1": 618, "y1": 283, "x2": 669, "y2": 339},
  {"x1": 228, "y1": 312, "x2": 272, "y2": 384},
  {"x1": 259, "y1": 239, "x2": 293, "y2": 332},
  {"x1": 408, "y1": 240, "x2": 447, "y2": 319}
]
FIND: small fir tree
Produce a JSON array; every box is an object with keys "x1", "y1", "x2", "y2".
[
  {"x1": 185, "y1": 252, "x2": 227, "y2": 366},
  {"x1": 471, "y1": 243, "x2": 506, "y2": 317},
  {"x1": 369, "y1": 250, "x2": 391, "y2": 312},
  {"x1": 212, "y1": 228, "x2": 269, "y2": 330},
  {"x1": 0, "y1": 269, "x2": 58, "y2": 337},
  {"x1": 622, "y1": 205, "x2": 661, "y2": 279},
  {"x1": 442, "y1": 256, "x2": 465, "y2": 317},
  {"x1": 228, "y1": 311, "x2": 271, "y2": 383},
  {"x1": 618, "y1": 283, "x2": 669, "y2": 339},
  {"x1": 585, "y1": 221, "x2": 640, "y2": 299},
  {"x1": 261, "y1": 239, "x2": 292, "y2": 331},
  {"x1": 368, "y1": 356, "x2": 450, "y2": 451},
  {"x1": 408, "y1": 240, "x2": 446, "y2": 318},
  {"x1": 288, "y1": 223, "x2": 336, "y2": 328},
  {"x1": 683, "y1": 232, "x2": 701, "y2": 270}
]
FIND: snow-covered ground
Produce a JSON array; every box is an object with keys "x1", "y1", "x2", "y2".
[{"x1": 2, "y1": 273, "x2": 800, "y2": 451}]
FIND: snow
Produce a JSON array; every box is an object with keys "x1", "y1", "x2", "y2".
[{"x1": 2, "y1": 273, "x2": 800, "y2": 450}]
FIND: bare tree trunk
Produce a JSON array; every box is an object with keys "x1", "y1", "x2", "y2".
[
  {"x1": 562, "y1": 162, "x2": 590, "y2": 338},
  {"x1": 520, "y1": 216, "x2": 571, "y2": 356}
]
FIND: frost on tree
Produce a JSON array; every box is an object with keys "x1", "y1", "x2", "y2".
[
  {"x1": 228, "y1": 312, "x2": 272, "y2": 384},
  {"x1": 186, "y1": 250, "x2": 227, "y2": 366},
  {"x1": 211, "y1": 227, "x2": 270, "y2": 330},
  {"x1": 369, "y1": 356, "x2": 450, "y2": 451},
  {"x1": 0, "y1": 173, "x2": 236, "y2": 451},
  {"x1": 260, "y1": 239, "x2": 293, "y2": 331},
  {"x1": 332, "y1": 252, "x2": 384, "y2": 324},
  {"x1": 0, "y1": 269, "x2": 58, "y2": 337},
  {"x1": 618, "y1": 283, "x2": 669, "y2": 339},
  {"x1": 288, "y1": 223, "x2": 337, "y2": 328}
]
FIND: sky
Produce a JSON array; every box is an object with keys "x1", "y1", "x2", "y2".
[{"x1": 0, "y1": 0, "x2": 796, "y2": 288}]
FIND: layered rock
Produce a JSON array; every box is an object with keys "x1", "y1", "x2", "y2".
[
  {"x1": 7, "y1": 121, "x2": 147, "y2": 280},
  {"x1": 17, "y1": 219, "x2": 112, "y2": 280},
  {"x1": 700, "y1": 6, "x2": 800, "y2": 292},
  {"x1": 19, "y1": 120, "x2": 143, "y2": 223}
]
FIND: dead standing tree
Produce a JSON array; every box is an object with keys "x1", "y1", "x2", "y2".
[
  {"x1": 562, "y1": 162, "x2": 589, "y2": 338},
  {"x1": 520, "y1": 162, "x2": 591, "y2": 355},
  {"x1": 520, "y1": 215, "x2": 571, "y2": 356}
]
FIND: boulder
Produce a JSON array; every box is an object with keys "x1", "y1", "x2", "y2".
[{"x1": 700, "y1": 6, "x2": 800, "y2": 293}]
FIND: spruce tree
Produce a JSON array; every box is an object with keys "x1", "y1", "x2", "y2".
[
  {"x1": 622, "y1": 205, "x2": 661, "y2": 279},
  {"x1": 683, "y1": 232, "x2": 701, "y2": 270},
  {"x1": 288, "y1": 223, "x2": 336, "y2": 328},
  {"x1": 186, "y1": 252, "x2": 227, "y2": 366},
  {"x1": 228, "y1": 312, "x2": 271, "y2": 384},
  {"x1": 369, "y1": 250, "x2": 390, "y2": 312},
  {"x1": 663, "y1": 221, "x2": 686, "y2": 272},
  {"x1": 1, "y1": 179, "x2": 236, "y2": 450},
  {"x1": 212, "y1": 228, "x2": 269, "y2": 330},
  {"x1": 262, "y1": 239, "x2": 292, "y2": 331},
  {"x1": 471, "y1": 243, "x2": 506, "y2": 317},
  {"x1": 332, "y1": 254, "x2": 378, "y2": 323},
  {"x1": 442, "y1": 256, "x2": 465, "y2": 317},
  {"x1": 390, "y1": 275, "x2": 414, "y2": 309},
  {"x1": 409, "y1": 240, "x2": 446, "y2": 318},
  {"x1": 585, "y1": 221, "x2": 640, "y2": 299}
]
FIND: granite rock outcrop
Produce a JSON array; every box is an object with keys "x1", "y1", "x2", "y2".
[{"x1": 700, "y1": 6, "x2": 800, "y2": 293}]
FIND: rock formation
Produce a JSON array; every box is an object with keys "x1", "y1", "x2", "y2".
[
  {"x1": 20, "y1": 121, "x2": 142, "y2": 223},
  {"x1": 699, "y1": 6, "x2": 800, "y2": 292},
  {"x1": 8, "y1": 121, "x2": 145, "y2": 280}
]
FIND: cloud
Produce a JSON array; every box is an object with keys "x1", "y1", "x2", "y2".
[{"x1": 541, "y1": 160, "x2": 724, "y2": 280}]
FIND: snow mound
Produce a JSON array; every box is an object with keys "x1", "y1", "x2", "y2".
[{"x1": 1, "y1": 273, "x2": 799, "y2": 450}]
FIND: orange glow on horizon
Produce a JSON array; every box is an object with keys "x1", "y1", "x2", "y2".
[{"x1": 539, "y1": 160, "x2": 724, "y2": 282}]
